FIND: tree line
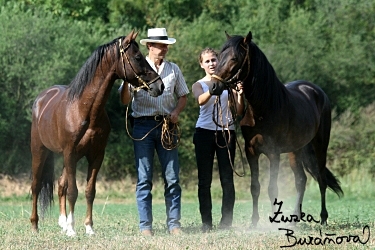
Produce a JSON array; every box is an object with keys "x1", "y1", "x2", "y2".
[{"x1": 0, "y1": 0, "x2": 374, "y2": 183}]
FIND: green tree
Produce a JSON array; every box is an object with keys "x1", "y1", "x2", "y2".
[
  {"x1": 0, "y1": 2, "x2": 102, "y2": 174},
  {"x1": 1, "y1": 0, "x2": 109, "y2": 22},
  {"x1": 107, "y1": 0, "x2": 203, "y2": 28}
]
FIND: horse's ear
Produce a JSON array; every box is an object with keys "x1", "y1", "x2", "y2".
[
  {"x1": 125, "y1": 30, "x2": 134, "y2": 43},
  {"x1": 244, "y1": 31, "x2": 252, "y2": 44},
  {"x1": 225, "y1": 31, "x2": 231, "y2": 40},
  {"x1": 133, "y1": 30, "x2": 139, "y2": 40}
]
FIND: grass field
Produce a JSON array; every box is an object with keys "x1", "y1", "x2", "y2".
[{"x1": 0, "y1": 173, "x2": 374, "y2": 249}]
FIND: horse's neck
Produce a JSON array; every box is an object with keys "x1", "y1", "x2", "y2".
[
  {"x1": 246, "y1": 63, "x2": 288, "y2": 118},
  {"x1": 79, "y1": 71, "x2": 116, "y2": 117}
]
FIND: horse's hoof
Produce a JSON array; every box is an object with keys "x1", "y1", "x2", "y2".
[
  {"x1": 85, "y1": 225, "x2": 95, "y2": 235},
  {"x1": 249, "y1": 223, "x2": 258, "y2": 230},
  {"x1": 66, "y1": 229, "x2": 77, "y2": 237}
]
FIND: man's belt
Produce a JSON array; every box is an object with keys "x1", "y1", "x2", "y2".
[{"x1": 135, "y1": 115, "x2": 166, "y2": 122}]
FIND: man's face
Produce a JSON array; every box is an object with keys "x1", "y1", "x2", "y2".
[{"x1": 149, "y1": 43, "x2": 169, "y2": 59}]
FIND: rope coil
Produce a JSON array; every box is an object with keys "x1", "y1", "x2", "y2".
[{"x1": 125, "y1": 105, "x2": 181, "y2": 150}]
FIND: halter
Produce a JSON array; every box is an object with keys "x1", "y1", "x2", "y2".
[
  {"x1": 119, "y1": 38, "x2": 161, "y2": 91},
  {"x1": 211, "y1": 43, "x2": 251, "y2": 90}
]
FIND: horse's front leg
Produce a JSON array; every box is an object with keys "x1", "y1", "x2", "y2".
[
  {"x1": 267, "y1": 153, "x2": 280, "y2": 214},
  {"x1": 245, "y1": 141, "x2": 260, "y2": 227},
  {"x1": 243, "y1": 132, "x2": 265, "y2": 228},
  {"x1": 288, "y1": 151, "x2": 307, "y2": 224},
  {"x1": 63, "y1": 154, "x2": 79, "y2": 237},
  {"x1": 58, "y1": 167, "x2": 68, "y2": 233},
  {"x1": 84, "y1": 152, "x2": 104, "y2": 235},
  {"x1": 249, "y1": 157, "x2": 261, "y2": 228}
]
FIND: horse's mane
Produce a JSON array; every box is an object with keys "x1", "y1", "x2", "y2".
[
  {"x1": 225, "y1": 36, "x2": 288, "y2": 115},
  {"x1": 67, "y1": 36, "x2": 128, "y2": 101}
]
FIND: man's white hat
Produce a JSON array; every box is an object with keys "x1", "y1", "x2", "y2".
[{"x1": 140, "y1": 28, "x2": 176, "y2": 45}]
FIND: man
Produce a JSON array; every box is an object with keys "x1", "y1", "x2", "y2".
[{"x1": 120, "y1": 28, "x2": 189, "y2": 236}]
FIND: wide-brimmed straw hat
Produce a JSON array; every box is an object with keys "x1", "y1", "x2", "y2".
[{"x1": 140, "y1": 28, "x2": 176, "y2": 45}]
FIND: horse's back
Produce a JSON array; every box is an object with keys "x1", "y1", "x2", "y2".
[
  {"x1": 32, "y1": 85, "x2": 68, "y2": 119},
  {"x1": 285, "y1": 80, "x2": 330, "y2": 107},
  {"x1": 285, "y1": 80, "x2": 331, "y2": 147}
]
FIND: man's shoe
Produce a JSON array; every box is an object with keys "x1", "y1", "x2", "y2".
[
  {"x1": 141, "y1": 229, "x2": 153, "y2": 236},
  {"x1": 169, "y1": 227, "x2": 183, "y2": 235}
]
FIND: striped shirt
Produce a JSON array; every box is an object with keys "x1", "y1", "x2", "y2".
[{"x1": 125, "y1": 57, "x2": 189, "y2": 118}]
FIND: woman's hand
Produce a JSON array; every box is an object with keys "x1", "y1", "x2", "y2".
[{"x1": 236, "y1": 81, "x2": 244, "y2": 95}]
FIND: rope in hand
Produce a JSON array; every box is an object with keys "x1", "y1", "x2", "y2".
[
  {"x1": 161, "y1": 116, "x2": 181, "y2": 150},
  {"x1": 212, "y1": 89, "x2": 246, "y2": 177},
  {"x1": 125, "y1": 104, "x2": 181, "y2": 150}
]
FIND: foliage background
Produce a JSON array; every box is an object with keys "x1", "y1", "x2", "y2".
[{"x1": 0, "y1": 0, "x2": 374, "y2": 185}]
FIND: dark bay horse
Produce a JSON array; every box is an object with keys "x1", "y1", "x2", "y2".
[
  {"x1": 30, "y1": 30, "x2": 164, "y2": 236},
  {"x1": 211, "y1": 31, "x2": 343, "y2": 227}
]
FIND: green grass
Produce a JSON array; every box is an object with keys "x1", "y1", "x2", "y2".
[
  {"x1": 0, "y1": 195, "x2": 374, "y2": 248},
  {"x1": 0, "y1": 173, "x2": 374, "y2": 249}
]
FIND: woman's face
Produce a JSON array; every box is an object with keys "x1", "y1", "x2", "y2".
[{"x1": 200, "y1": 52, "x2": 217, "y2": 75}]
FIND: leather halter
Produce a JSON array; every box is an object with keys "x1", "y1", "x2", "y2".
[
  {"x1": 211, "y1": 43, "x2": 250, "y2": 90},
  {"x1": 119, "y1": 38, "x2": 161, "y2": 91}
]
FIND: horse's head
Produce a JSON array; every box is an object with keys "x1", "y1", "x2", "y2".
[
  {"x1": 118, "y1": 30, "x2": 164, "y2": 97},
  {"x1": 211, "y1": 31, "x2": 252, "y2": 95}
]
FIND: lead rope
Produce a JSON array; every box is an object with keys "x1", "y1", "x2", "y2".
[
  {"x1": 161, "y1": 116, "x2": 181, "y2": 150},
  {"x1": 125, "y1": 104, "x2": 163, "y2": 141},
  {"x1": 124, "y1": 92, "x2": 181, "y2": 150},
  {"x1": 213, "y1": 90, "x2": 246, "y2": 177}
]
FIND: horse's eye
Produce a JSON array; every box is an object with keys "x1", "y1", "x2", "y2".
[{"x1": 135, "y1": 55, "x2": 142, "y2": 61}]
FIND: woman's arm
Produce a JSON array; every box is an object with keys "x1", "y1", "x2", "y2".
[{"x1": 192, "y1": 82, "x2": 211, "y2": 105}]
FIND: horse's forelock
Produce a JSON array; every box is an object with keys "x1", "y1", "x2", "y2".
[{"x1": 219, "y1": 36, "x2": 246, "y2": 64}]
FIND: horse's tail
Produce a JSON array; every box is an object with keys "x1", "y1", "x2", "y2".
[
  {"x1": 324, "y1": 167, "x2": 344, "y2": 197},
  {"x1": 39, "y1": 152, "x2": 55, "y2": 218},
  {"x1": 301, "y1": 143, "x2": 343, "y2": 198}
]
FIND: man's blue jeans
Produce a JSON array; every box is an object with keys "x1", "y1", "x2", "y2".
[{"x1": 132, "y1": 118, "x2": 181, "y2": 231}]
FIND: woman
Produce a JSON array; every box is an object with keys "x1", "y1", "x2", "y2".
[{"x1": 192, "y1": 48, "x2": 244, "y2": 232}]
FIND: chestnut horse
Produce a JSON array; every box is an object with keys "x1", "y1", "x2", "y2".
[
  {"x1": 211, "y1": 31, "x2": 343, "y2": 227},
  {"x1": 30, "y1": 30, "x2": 164, "y2": 236}
]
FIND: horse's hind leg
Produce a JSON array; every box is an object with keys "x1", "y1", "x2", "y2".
[
  {"x1": 311, "y1": 139, "x2": 329, "y2": 225},
  {"x1": 30, "y1": 131, "x2": 52, "y2": 232},
  {"x1": 83, "y1": 151, "x2": 105, "y2": 235},
  {"x1": 288, "y1": 150, "x2": 307, "y2": 222},
  {"x1": 311, "y1": 106, "x2": 337, "y2": 225},
  {"x1": 30, "y1": 150, "x2": 48, "y2": 232}
]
